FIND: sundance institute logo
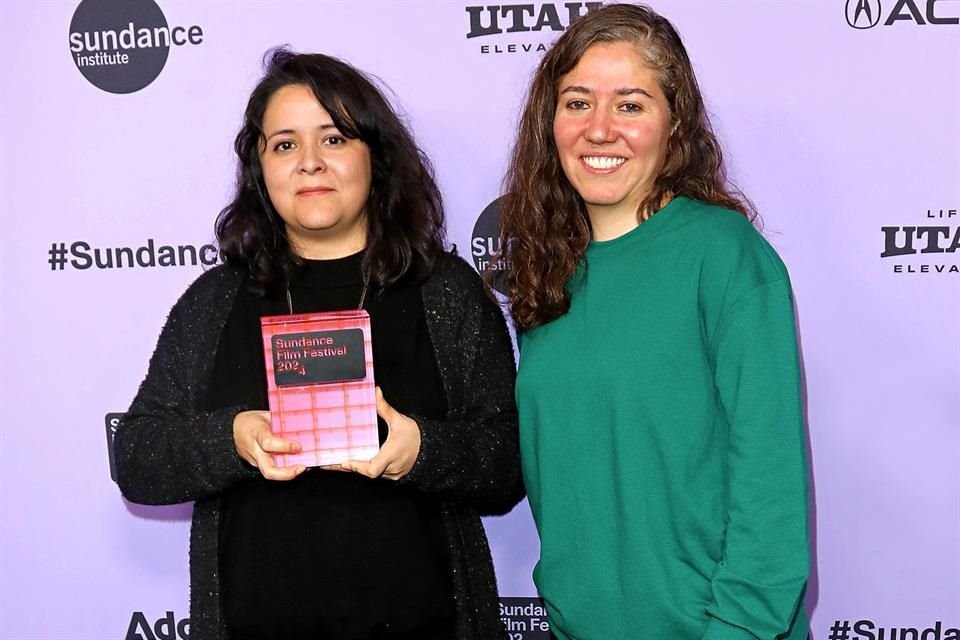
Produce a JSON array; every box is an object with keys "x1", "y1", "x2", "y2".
[
  {"x1": 68, "y1": 0, "x2": 203, "y2": 93},
  {"x1": 845, "y1": 0, "x2": 959, "y2": 28},
  {"x1": 472, "y1": 197, "x2": 510, "y2": 294}
]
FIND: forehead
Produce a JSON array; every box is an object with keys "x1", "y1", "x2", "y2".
[
  {"x1": 263, "y1": 84, "x2": 332, "y2": 126},
  {"x1": 560, "y1": 42, "x2": 661, "y2": 93}
]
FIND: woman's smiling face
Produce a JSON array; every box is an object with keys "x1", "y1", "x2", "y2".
[{"x1": 552, "y1": 41, "x2": 673, "y2": 239}]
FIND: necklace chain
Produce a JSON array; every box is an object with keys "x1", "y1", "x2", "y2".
[{"x1": 285, "y1": 272, "x2": 370, "y2": 315}]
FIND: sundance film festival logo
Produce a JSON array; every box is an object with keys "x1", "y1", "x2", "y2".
[
  {"x1": 465, "y1": 2, "x2": 602, "y2": 54},
  {"x1": 68, "y1": 0, "x2": 204, "y2": 93},
  {"x1": 845, "y1": 0, "x2": 959, "y2": 28},
  {"x1": 881, "y1": 207, "x2": 959, "y2": 275},
  {"x1": 500, "y1": 597, "x2": 551, "y2": 639}
]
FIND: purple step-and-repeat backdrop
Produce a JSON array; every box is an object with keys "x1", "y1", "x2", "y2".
[{"x1": 1, "y1": 1, "x2": 957, "y2": 639}]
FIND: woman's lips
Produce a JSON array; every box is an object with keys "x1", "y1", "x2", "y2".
[{"x1": 297, "y1": 187, "x2": 333, "y2": 196}]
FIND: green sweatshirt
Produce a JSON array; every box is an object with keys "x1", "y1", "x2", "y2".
[{"x1": 516, "y1": 197, "x2": 809, "y2": 640}]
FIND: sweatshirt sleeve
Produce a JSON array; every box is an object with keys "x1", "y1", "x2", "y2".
[
  {"x1": 114, "y1": 275, "x2": 258, "y2": 505},
  {"x1": 702, "y1": 277, "x2": 810, "y2": 640},
  {"x1": 398, "y1": 257, "x2": 525, "y2": 515}
]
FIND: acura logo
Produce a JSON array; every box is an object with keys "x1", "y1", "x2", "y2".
[{"x1": 846, "y1": 0, "x2": 882, "y2": 28}]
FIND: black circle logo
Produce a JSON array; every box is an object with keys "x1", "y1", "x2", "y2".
[
  {"x1": 845, "y1": 0, "x2": 883, "y2": 29},
  {"x1": 69, "y1": 0, "x2": 170, "y2": 94},
  {"x1": 471, "y1": 196, "x2": 510, "y2": 295}
]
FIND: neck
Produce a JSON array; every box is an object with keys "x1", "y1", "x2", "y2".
[
  {"x1": 587, "y1": 203, "x2": 641, "y2": 242},
  {"x1": 587, "y1": 192, "x2": 672, "y2": 241},
  {"x1": 290, "y1": 230, "x2": 367, "y2": 260}
]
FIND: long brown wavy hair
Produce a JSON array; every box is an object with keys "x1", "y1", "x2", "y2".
[{"x1": 492, "y1": 3, "x2": 756, "y2": 331}]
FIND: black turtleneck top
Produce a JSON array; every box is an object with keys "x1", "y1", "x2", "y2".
[{"x1": 204, "y1": 251, "x2": 455, "y2": 639}]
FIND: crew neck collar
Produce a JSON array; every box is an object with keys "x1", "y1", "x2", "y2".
[
  {"x1": 292, "y1": 248, "x2": 365, "y2": 287},
  {"x1": 586, "y1": 196, "x2": 688, "y2": 258}
]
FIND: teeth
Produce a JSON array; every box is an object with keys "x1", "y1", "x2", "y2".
[{"x1": 582, "y1": 156, "x2": 625, "y2": 170}]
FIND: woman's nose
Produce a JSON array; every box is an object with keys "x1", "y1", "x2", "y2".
[
  {"x1": 584, "y1": 108, "x2": 616, "y2": 144},
  {"x1": 298, "y1": 144, "x2": 326, "y2": 174}
]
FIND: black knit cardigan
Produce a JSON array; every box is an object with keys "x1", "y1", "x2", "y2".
[{"x1": 115, "y1": 253, "x2": 524, "y2": 640}]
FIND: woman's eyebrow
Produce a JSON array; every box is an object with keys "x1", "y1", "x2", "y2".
[
  {"x1": 264, "y1": 123, "x2": 337, "y2": 140},
  {"x1": 558, "y1": 85, "x2": 654, "y2": 99}
]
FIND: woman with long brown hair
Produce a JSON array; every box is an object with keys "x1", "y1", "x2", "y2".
[{"x1": 494, "y1": 4, "x2": 809, "y2": 639}]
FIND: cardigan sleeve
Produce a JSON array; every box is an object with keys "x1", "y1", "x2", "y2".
[
  {"x1": 399, "y1": 256, "x2": 525, "y2": 515},
  {"x1": 701, "y1": 277, "x2": 810, "y2": 640},
  {"x1": 114, "y1": 270, "x2": 258, "y2": 505}
]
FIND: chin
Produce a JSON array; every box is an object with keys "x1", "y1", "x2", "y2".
[
  {"x1": 294, "y1": 213, "x2": 340, "y2": 229},
  {"x1": 582, "y1": 194, "x2": 630, "y2": 207}
]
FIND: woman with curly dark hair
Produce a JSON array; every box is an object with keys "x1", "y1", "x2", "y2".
[
  {"x1": 494, "y1": 5, "x2": 809, "y2": 639},
  {"x1": 115, "y1": 49, "x2": 523, "y2": 640}
]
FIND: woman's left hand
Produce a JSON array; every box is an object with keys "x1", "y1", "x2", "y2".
[{"x1": 342, "y1": 387, "x2": 421, "y2": 481}]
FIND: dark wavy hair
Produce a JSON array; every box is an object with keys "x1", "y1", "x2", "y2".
[
  {"x1": 216, "y1": 48, "x2": 445, "y2": 293},
  {"x1": 492, "y1": 3, "x2": 756, "y2": 331}
]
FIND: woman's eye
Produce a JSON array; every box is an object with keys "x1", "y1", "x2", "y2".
[
  {"x1": 566, "y1": 100, "x2": 590, "y2": 111},
  {"x1": 323, "y1": 135, "x2": 347, "y2": 146},
  {"x1": 273, "y1": 140, "x2": 295, "y2": 152},
  {"x1": 619, "y1": 102, "x2": 643, "y2": 113}
]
